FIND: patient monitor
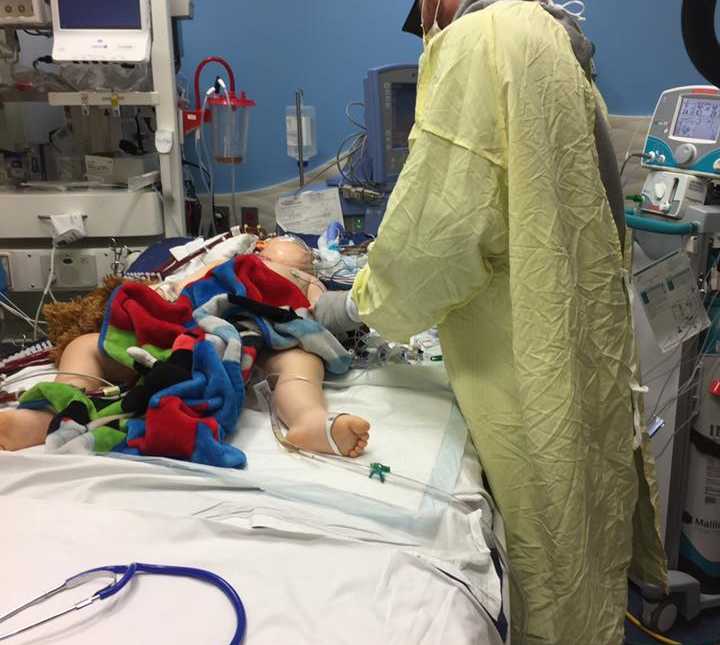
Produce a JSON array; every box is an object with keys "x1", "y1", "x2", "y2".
[
  {"x1": 334, "y1": 65, "x2": 418, "y2": 236},
  {"x1": 363, "y1": 65, "x2": 419, "y2": 189},
  {"x1": 51, "y1": 0, "x2": 151, "y2": 63}
]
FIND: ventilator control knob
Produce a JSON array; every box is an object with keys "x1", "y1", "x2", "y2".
[{"x1": 675, "y1": 143, "x2": 697, "y2": 166}]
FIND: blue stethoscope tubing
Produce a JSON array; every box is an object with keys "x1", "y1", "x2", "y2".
[
  {"x1": 0, "y1": 563, "x2": 246, "y2": 644},
  {"x1": 93, "y1": 563, "x2": 246, "y2": 644}
]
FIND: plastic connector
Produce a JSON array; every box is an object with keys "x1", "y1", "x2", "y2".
[{"x1": 49, "y1": 214, "x2": 86, "y2": 244}]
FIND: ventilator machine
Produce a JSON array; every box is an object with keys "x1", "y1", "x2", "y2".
[{"x1": 628, "y1": 84, "x2": 720, "y2": 632}]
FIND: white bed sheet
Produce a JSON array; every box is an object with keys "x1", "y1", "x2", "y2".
[
  {"x1": 0, "y1": 364, "x2": 507, "y2": 645},
  {"x1": 4, "y1": 364, "x2": 469, "y2": 518},
  {"x1": 0, "y1": 493, "x2": 504, "y2": 645},
  {"x1": 239, "y1": 364, "x2": 468, "y2": 514}
]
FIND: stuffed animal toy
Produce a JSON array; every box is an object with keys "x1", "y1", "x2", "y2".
[{"x1": 44, "y1": 275, "x2": 126, "y2": 363}]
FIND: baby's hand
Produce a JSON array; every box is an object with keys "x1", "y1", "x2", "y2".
[{"x1": 306, "y1": 279, "x2": 326, "y2": 308}]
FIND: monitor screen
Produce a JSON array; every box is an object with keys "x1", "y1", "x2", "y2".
[
  {"x1": 673, "y1": 96, "x2": 720, "y2": 142},
  {"x1": 58, "y1": 0, "x2": 142, "y2": 30},
  {"x1": 391, "y1": 83, "x2": 417, "y2": 150}
]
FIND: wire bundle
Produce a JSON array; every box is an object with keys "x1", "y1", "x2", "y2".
[
  {"x1": 0, "y1": 293, "x2": 48, "y2": 339},
  {"x1": 334, "y1": 101, "x2": 386, "y2": 196}
]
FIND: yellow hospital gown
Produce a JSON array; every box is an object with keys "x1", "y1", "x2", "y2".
[{"x1": 352, "y1": 3, "x2": 668, "y2": 643}]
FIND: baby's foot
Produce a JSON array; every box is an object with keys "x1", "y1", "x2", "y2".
[
  {"x1": 331, "y1": 415, "x2": 370, "y2": 458},
  {"x1": 0, "y1": 409, "x2": 53, "y2": 451},
  {"x1": 286, "y1": 414, "x2": 370, "y2": 458}
]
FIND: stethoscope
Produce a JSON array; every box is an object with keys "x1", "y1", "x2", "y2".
[{"x1": 0, "y1": 563, "x2": 247, "y2": 644}]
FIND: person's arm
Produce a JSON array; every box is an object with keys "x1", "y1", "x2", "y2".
[{"x1": 350, "y1": 127, "x2": 507, "y2": 342}]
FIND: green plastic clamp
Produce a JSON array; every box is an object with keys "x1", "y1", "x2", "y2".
[{"x1": 369, "y1": 462, "x2": 391, "y2": 483}]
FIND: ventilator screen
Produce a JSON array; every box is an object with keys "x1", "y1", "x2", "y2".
[
  {"x1": 58, "y1": 0, "x2": 142, "y2": 30},
  {"x1": 673, "y1": 96, "x2": 720, "y2": 142},
  {"x1": 391, "y1": 83, "x2": 417, "y2": 150}
]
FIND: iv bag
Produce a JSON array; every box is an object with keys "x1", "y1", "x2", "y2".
[{"x1": 286, "y1": 105, "x2": 318, "y2": 162}]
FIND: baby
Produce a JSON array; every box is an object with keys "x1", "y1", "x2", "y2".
[{"x1": 0, "y1": 237, "x2": 371, "y2": 458}]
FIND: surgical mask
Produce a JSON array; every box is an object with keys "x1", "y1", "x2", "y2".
[
  {"x1": 543, "y1": 0, "x2": 586, "y2": 21},
  {"x1": 422, "y1": 0, "x2": 443, "y2": 47}
]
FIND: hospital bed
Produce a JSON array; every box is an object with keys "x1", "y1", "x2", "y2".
[{"x1": 0, "y1": 361, "x2": 509, "y2": 645}]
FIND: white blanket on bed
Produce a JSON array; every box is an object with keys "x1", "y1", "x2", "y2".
[
  {"x1": 0, "y1": 364, "x2": 506, "y2": 644},
  {"x1": 0, "y1": 491, "x2": 504, "y2": 645}
]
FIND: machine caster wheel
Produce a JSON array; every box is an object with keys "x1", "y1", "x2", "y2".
[{"x1": 641, "y1": 598, "x2": 678, "y2": 633}]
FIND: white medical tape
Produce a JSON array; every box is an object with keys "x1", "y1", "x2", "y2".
[
  {"x1": 325, "y1": 414, "x2": 346, "y2": 457},
  {"x1": 624, "y1": 269, "x2": 650, "y2": 450}
]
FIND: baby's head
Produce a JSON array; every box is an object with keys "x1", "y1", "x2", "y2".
[{"x1": 259, "y1": 236, "x2": 314, "y2": 273}]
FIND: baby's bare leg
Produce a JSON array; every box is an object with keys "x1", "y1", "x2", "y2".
[
  {"x1": 0, "y1": 333, "x2": 134, "y2": 451},
  {"x1": 263, "y1": 348, "x2": 370, "y2": 458},
  {"x1": 54, "y1": 333, "x2": 134, "y2": 389}
]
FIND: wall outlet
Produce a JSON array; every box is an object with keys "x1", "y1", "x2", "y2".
[{"x1": 40, "y1": 251, "x2": 100, "y2": 290}]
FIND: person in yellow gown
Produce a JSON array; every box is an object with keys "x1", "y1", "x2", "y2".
[{"x1": 315, "y1": 1, "x2": 669, "y2": 642}]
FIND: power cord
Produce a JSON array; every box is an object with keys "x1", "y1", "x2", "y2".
[
  {"x1": 335, "y1": 100, "x2": 386, "y2": 194},
  {"x1": 32, "y1": 55, "x2": 49, "y2": 72},
  {"x1": 295, "y1": 148, "x2": 360, "y2": 194},
  {"x1": 30, "y1": 215, "x2": 86, "y2": 341},
  {"x1": 0, "y1": 294, "x2": 47, "y2": 337},
  {"x1": 183, "y1": 159, "x2": 211, "y2": 185},
  {"x1": 33, "y1": 242, "x2": 56, "y2": 341},
  {"x1": 625, "y1": 611, "x2": 681, "y2": 645},
  {"x1": 22, "y1": 29, "x2": 51, "y2": 38},
  {"x1": 621, "y1": 152, "x2": 651, "y2": 180},
  {"x1": 345, "y1": 101, "x2": 367, "y2": 131},
  {"x1": 0, "y1": 369, "x2": 114, "y2": 390},
  {"x1": 31, "y1": 55, "x2": 77, "y2": 92}
]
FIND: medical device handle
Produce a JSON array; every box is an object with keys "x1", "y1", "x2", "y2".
[
  {"x1": 625, "y1": 211, "x2": 698, "y2": 236},
  {"x1": 194, "y1": 56, "x2": 237, "y2": 108}
]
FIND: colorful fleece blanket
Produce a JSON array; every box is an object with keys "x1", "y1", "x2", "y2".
[{"x1": 20, "y1": 255, "x2": 351, "y2": 468}]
